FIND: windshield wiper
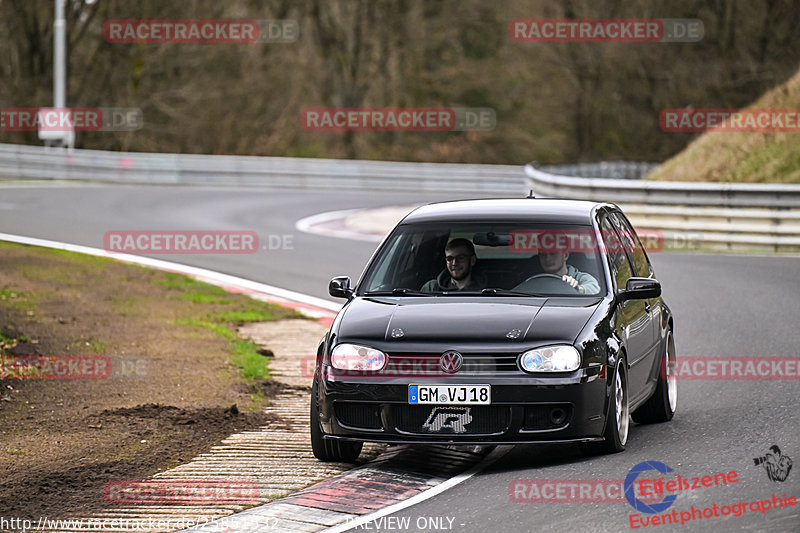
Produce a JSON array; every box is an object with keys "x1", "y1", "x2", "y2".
[{"x1": 364, "y1": 288, "x2": 433, "y2": 296}]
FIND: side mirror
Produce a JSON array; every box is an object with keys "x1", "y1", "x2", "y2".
[
  {"x1": 329, "y1": 276, "x2": 354, "y2": 299},
  {"x1": 618, "y1": 277, "x2": 661, "y2": 302}
]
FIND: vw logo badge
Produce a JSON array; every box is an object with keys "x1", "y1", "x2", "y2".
[{"x1": 440, "y1": 350, "x2": 463, "y2": 374}]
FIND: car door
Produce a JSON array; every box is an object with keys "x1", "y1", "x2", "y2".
[
  {"x1": 611, "y1": 212, "x2": 663, "y2": 398},
  {"x1": 612, "y1": 211, "x2": 661, "y2": 338},
  {"x1": 599, "y1": 212, "x2": 657, "y2": 403}
]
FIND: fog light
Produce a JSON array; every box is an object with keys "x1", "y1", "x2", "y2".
[{"x1": 550, "y1": 407, "x2": 567, "y2": 425}]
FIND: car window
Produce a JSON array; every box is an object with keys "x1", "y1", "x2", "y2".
[
  {"x1": 599, "y1": 213, "x2": 634, "y2": 292},
  {"x1": 359, "y1": 222, "x2": 606, "y2": 296},
  {"x1": 610, "y1": 212, "x2": 652, "y2": 278},
  {"x1": 362, "y1": 227, "x2": 447, "y2": 293},
  {"x1": 368, "y1": 231, "x2": 406, "y2": 286}
]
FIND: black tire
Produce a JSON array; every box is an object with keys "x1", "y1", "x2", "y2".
[
  {"x1": 632, "y1": 329, "x2": 677, "y2": 424},
  {"x1": 310, "y1": 378, "x2": 363, "y2": 463},
  {"x1": 581, "y1": 355, "x2": 629, "y2": 455}
]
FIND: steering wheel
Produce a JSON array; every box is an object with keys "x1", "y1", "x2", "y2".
[{"x1": 512, "y1": 273, "x2": 581, "y2": 295}]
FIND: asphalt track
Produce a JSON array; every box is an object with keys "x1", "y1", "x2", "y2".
[{"x1": 1, "y1": 182, "x2": 798, "y2": 532}]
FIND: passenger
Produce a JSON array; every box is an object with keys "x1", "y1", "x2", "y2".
[
  {"x1": 538, "y1": 249, "x2": 600, "y2": 295},
  {"x1": 421, "y1": 238, "x2": 486, "y2": 292}
]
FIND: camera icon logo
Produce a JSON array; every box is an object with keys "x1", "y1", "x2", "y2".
[{"x1": 753, "y1": 445, "x2": 793, "y2": 482}]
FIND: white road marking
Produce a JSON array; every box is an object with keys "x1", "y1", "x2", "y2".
[{"x1": 322, "y1": 446, "x2": 513, "y2": 533}]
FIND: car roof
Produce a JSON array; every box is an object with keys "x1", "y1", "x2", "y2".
[{"x1": 401, "y1": 198, "x2": 614, "y2": 225}]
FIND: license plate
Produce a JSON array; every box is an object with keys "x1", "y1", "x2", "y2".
[{"x1": 409, "y1": 384, "x2": 490, "y2": 405}]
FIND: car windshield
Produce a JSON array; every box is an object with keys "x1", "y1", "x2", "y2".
[{"x1": 360, "y1": 222, "x2": 607, "y2": 296}]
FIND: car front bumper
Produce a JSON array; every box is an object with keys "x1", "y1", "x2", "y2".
[{"x1": 317, "y1": 369, "x2": 609, "y2": 444}]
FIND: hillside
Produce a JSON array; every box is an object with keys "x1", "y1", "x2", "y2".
[{"x1": 647, "y1": 67, "x2": 800, "y2": 183}]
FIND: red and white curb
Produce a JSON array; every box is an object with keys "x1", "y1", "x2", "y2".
[
  {"x1": 295, "y1": 206, "x2": 417, "y2": 243},
  {"x1": 182, "y1": 446, "x2": 510, "y2": 533},
  {"x1": 295, "y1": 209, "x2": 385, "y2": 243}
]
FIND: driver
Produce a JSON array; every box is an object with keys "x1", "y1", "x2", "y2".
[
  {"x1": 421, "y1": 238, "x2": 486, "y2": 292},
  {"x1": 538, "y1": 249, "x2": 600, "y2": 295}
]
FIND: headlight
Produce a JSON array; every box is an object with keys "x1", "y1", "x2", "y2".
[
  {"x1": 330, "y1": 343, "x2": 387, "y2": 371},
  {"x1": 519, "y1": 345, "x2": 580, "y2": 373}
]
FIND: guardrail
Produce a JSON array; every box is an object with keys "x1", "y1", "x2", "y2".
[
  {"x1": 0, "y1": 143, "x2": 523, "y2": 194},
  {"x1": 2, "y1": 142, "x2": 798, "y2": 252},
  {"x1": 525, "y1": 162, "x2": 800, "y2": 208},
  {"x1": 526, "y1": 161, "x2": 800, "y2": 252}
]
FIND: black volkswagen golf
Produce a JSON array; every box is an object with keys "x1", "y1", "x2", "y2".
[{"x1": 311, "y1": 199, "x2": 677, "y2": 462}]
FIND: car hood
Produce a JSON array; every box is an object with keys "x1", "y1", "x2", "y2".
[{"x1": 336, "y1": 296, "x2": 601, "y2": 345}]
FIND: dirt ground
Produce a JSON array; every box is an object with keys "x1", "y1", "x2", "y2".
[{"x1": 0, "y1": 242, "x2": 301, "y2": 522}]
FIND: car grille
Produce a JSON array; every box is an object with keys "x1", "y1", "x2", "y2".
[
  {"x1": 385, "y1": 353, "x2": 521, "y2": 376},
  {"x1": 334, "y1": 402, "x2": 382, "y2": 430},
  {"x1": 523, "y1": 404, "x2": 572, "y2": 430},
  {"x1": 392, "y1": 405, "x2": 511, "y2": 435}
]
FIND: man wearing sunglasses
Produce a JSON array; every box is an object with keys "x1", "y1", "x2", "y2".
[{"x1": 421, "y1": 238, "x2": 486, "y2": 292}]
